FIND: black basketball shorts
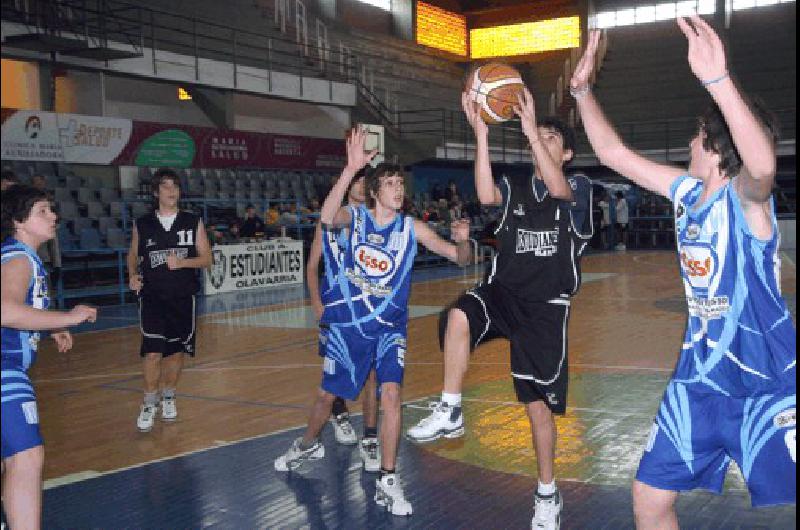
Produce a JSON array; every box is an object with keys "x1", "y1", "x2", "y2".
[
  {"x1": 438, "y1": 283, "x2": 570, "y2": 414},
  {"x1": 139, "y1": 292, "x2": 197, "y2": 358}
]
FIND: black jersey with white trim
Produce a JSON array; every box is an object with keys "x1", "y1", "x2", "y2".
[
  {"x1": 487, "y1": 173, "x2": 592, "y2": 301},
  {"x1": 136, "y1": 210, "x2": 200, "y2": 297}
]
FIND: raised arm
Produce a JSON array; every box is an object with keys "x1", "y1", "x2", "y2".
[
  {"x1": 320, "y1": 126, "x2": 377, "y2": 227},
  {"x1": 513, "y1": 87, "x2": 573, "y2": 200},
  {"x1": 414, "y1": 218, "x2": 472, "y2": 266},
  {"x1": 462, "y1": 92, "x2": 503, "y2": 206},
  {"x1": 676, "y1": 15, "x2": 776, "y2": 203},
  {"x1": 306, "y1": 223, "x2": 324, "y2": 319},
  {"x1": 571, "y1": 30, "x2": 683, "y2": 198}
]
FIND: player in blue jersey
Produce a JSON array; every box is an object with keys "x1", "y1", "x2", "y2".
[
  {"x1": 571, "y1": 17, "x2": 795, "y2": 528},
  {"x1": 275, "y1": 126, "x2": 473, "y2": 516},
  {"x1": 306, "y1": 169, "x2": 382, "y2": 470},
  {"x1": 1, "y1": 185, "x2": 97, "y2": 530}
]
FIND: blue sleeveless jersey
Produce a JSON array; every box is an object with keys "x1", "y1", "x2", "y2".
[
  {"x1": 670, "y1": 175, "x2": 796, "y2": 397},
  {"x1": 321, "y1": 205, "x2": 417, "y2": 333},
  {"x1": 1, "y1": 238, "x2": 50, "y2": 371}
]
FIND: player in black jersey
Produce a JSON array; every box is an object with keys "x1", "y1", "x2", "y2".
[
  {"x1": 407, "y1": 88, "x2": 593, "y2": 530},
  {"x1": 126, "y1": 168, "x2": 211, "y2": 432}
]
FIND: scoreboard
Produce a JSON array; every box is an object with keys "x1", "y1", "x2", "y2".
[{"x1": 470, "y1": 16, "x2": 580, "y2": 59}]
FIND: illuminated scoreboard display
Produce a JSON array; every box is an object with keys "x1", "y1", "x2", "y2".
[
  {"x1": 416, "y1": 1, "x2": 468, "y2": 57},
  {"x1": 469, "y1": 16, "x2": 581, "y2": 59}
]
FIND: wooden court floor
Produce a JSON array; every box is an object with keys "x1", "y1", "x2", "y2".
[{"x1": 29, "y1": 250, "x2": 797, "y2": 527}]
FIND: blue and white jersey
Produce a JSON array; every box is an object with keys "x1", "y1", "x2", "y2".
[
  {"x1": 1, "y1": 238, "x2": 49, "y2": 371},
  {"x1": 669, "y1": 175, "x2": 796, "y2": 397},
  {"x1": 319, "y1": 222, "x2": 351, "y2": 307},
  {"x1": 321, "y1": 204, "x2": 417, "y2": 332}
]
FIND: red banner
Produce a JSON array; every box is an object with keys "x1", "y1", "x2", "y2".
[{"x1": 113, "y1": 121, "x2": 346, "y2": 170}]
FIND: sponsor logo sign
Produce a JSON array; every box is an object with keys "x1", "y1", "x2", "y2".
[
  {"x1": 354, "y1": 243, "x2": 395, "y2": 279},
  {"x1": 203, "y1": 240, "x2": 303, "y2": 294}
]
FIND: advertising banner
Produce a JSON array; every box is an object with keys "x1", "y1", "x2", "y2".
[
  {"x1": 205, "y1": 240, "x2": 304, "y2": 295},
  {"x1": 1, "y1": 108, "x2": 131, "y2": 163}
]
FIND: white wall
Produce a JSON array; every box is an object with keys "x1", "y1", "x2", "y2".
[{"x1": 231, "y1": 93, "x2": 350, "y2": 138}]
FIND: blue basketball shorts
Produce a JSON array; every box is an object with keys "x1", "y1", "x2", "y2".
[
  {"x1": 636, "y1": 380, "x2": 796, "y2": 507},
  {"x1": 318, "y1": 323, "x2": 406, "y2": 401},
  {"x1": 1, "y1": 367, "x2": 43, "y2": 459}
]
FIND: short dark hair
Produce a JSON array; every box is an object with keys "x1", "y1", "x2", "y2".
[
  {"x1": 1, "y1": 170, "x2": 19, "y2": 185},
  {"x1": 699, "y1": 97, "x2": 779, "y2": 178},
  {"x1": 538, "y1": 116, "x2": 576, "y2": 156},
  {"x1": 150, "y1": 168, "x2": 181, "y2": 195},
  {"x1": 364, "y1": 162, "x2": 403, "y2": 208},
  {"x1": 1, "y1": 184, "x2": 51, "y2": 240}
]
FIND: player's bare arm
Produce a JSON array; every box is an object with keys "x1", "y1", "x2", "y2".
[
  {"x1": 321, "y1": 126, "x2": 377, "y2": 228},
  {"x1": 462, "y1": 92, "x2": 502, "y2": 206},
  {"x1": 571, "y1": 30, "x2": 683, "y2": 198},
  {"x1": 513, "y1": 88, "x2": 573, "y2": 200},
  {"x1": 1, "y1": 257, "x2": 96, "y2": 329},
  {"x1": 306, "y1": 223, "x2": 325, "y2": 319},
  {"x1": 167, "y1": 220, "x2": 212, "y2": 270},
  {"x1": 127, "y1": 223, "x2": 142, "y2": 293},
  {"x1": 414, "y1": 219, "x2": 472, "y2": 266}
]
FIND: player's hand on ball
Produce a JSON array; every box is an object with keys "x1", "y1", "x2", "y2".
[
  {"x1": 52, "y1": 330, "x2": 73, "y2": 352},
  {"x1": 450, "y1": 218, "x2": 471, "y2": 242},
  {"x1": 129, "y1": 273, "x2": 143, "y2": 293},
  {"x1": 461, "y1": 92, "x2": 488, "y2": 137},
  {"x1": 166, "y1": 252, "x2": 182, "y2": 270},
  {"x1": 69, "y1": 305, "x2": 97, "y2": 325}
]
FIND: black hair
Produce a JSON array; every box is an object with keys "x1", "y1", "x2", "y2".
[
  {"x1": 1, "y1": 170, "x2": 19, "y2": 185},
  {"x1": 538, "y1": 116, "x2": 576, "y2": 156},
  {"x1": 1, "y1": 184, "x2": 51, "y2": 241},
  {"x1": 150, "y1": 167, "x2": 181, "y2": 195},
  {"x1": 365, "y1": 162, "x2": 403, "y2": 209},
  {"x1": 699, "y1": 97, "x2": 779, "y2": 178}
]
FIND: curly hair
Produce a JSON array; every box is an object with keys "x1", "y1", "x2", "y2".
[
  {"x1": 1, "y1": 184, "x2": 51, "y2": 241},
  {"x1": 364, "y1": 163, "x2": 403, "y2": 209},
  {"x1": 150, "y1": 167, "x2": 181, "y2": 195},
  {"x1": 699, "y1": 96, "x2": 779, "y2": 178}
]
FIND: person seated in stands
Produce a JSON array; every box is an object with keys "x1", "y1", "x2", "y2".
[
  {"x1": 445, "y1": 180, "x2": 460, "y2": 203},
  {"x1": 225, "y1": 220, "x2": 241, "y2": 243},
  {"x1": 1, "y1": 170, "x2": 20, "y2": 191},
  {"x1": 449, "y1": 195, "x2": 463, "y2": 220},
  {"x1": 279, "y1": 203, "x2": 298, "y2": 225},
  {"x1": 425, "y1": 201, "x2": 440, "y2": 223},
  {"x1": 239, "y1": 205, "x2": 265, "y2": 239},
  {"x1": 30, "y1": 175, "x2": 47, "y2": 191},
  {"x1": 436, "y1": 198, "x2": 451, "y2": 226}
]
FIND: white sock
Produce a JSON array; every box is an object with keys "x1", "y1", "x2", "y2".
[
  {"x1": 537, "y1": 480, "x2": 556, "y2": 496},
  {"x1": 441, "y1": 392, "x2": 461, "y2": 407}
]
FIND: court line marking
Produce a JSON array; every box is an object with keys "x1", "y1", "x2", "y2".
[{"x1": 34, "y1": 361, "x2": 671, "y2": 384}]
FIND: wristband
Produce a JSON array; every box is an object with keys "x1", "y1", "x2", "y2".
[
  {"x1": 569, "y1": 85, "x2": 590, "y2": 100},
  {"x1": 702, "y1": 72, "x2": 729, "y2": 87}
]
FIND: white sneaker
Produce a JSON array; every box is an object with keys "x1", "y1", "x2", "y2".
[
  {"x1": 274, "y1": 437, "x2": 325, "y2": 471},
  {"x1": 406, "y1": 401, "x2": 464, "y2": 443},
  {"x1": 137, "y1": 403, "x2": 158, "y2": 432},
  {"x1": 360, "y1": 437, "x2": 381, "y2": 472},
  {"x1": 531, "y1": 489, "x2": 562, "y2": 530},
  {"x1": 330, "y1": 413, "x2": 358, "y2": 445},
  {"x1": 375, "y1": 473, "x2": 412, "y2": 516},
  {"x1": 161, "y1": 397, "x2": 177, "y2": 422}
]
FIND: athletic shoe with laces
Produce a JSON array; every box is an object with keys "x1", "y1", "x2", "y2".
[
  {"x1": 359, "y1": 437, "x2": 381, "y2": 472},
  {"x1": 375, "y1": 473, "x2": 413, "y2": 516},
  {"x1": 330, "y1": 412, "x2": 358, "y2": 445},
  {"x1": 274, "y1": 437, "x2": 325, "y2": 471},
  {"x1": 137, "y1": 403, "x2": 158, "y2": 432},
  {"x1": 161, "y1": 397, "x2": 177, "y2": 422},
  {"x1": 406, "y1": 401, "x2": 464, "y2": 443},
  {"x1": 531, "y1": 489, "x2": 562, "y2": 530}
]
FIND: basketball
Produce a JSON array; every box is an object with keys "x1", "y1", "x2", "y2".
[{"x1": 465, "y1": 62, "x2": 525, "y2": 124}]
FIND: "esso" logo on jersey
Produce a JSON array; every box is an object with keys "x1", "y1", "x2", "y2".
[
  {"x1": 680, "y1": 244, "x2": 716, "y2": 289},
  {"x1": 355, "y1": 244, "x2": 394, "y2": 278}
]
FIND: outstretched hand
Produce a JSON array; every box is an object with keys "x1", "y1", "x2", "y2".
[
  {"x1": 345, "y1": 125, "x2": 378, "y2": 173},
  {"x1": 513, "y1": 87, "x2": 537, "y2": 142},
  {"x1": 570, "y1": 29, "x2": 601, "y2": 91},
  {"x1": 676, "y1": 15, "x2": 727, "y2": 85},
  {"x1": 450, "y1": 218, "x2": 471, "y2": 243},
  {"x1": 461, "y1": 91, "x2": 488, "y2": 138}
]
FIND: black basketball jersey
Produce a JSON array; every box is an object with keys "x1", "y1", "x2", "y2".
[
  {"x1": 487, "y1": 173, "x2": 592, "y2": 302},
  {"x1": 136, "y1": 210, "x2": 200, "y2": 297}
]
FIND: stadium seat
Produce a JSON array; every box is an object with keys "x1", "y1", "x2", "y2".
[
  {"x1": 58, "y1": 201, "x2": 79, "y2": 219},
  {"x1": 86, "y1": 202, "x2": 105, "y2": 218},
  {"x1": 78, "y1": 227, "x2": 104, "y2": 250},
  {"x1": 73, "y1": 217, "x2": 93, "y2": 234},
  {"x1": 106, "y1": 228, "x2": 127, "y2": 249},
  {"x1": 77, "y1": 188, "x2": 97, "y2": 204},
  {"x1": 99, "y1": 188, "x2": 120, "y2": 203},
  {"x1": 97, "y1": 217, "x2": 117, "y2": 235},
  {"x1": 54, "y1": 187, "x2": 73, "y2": 202},
  {"x1": 65, "y1": 175, "x2": 81, "y2": 189}
]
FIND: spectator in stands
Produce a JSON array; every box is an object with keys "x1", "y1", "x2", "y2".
[
  {"x1": 265, "y1": 203, "x2": 280, "y2": 225},
  {"x1": 445, "y1": 180, "x2": 460, "y2": 203},
  {"x1": 224, "y1": 220, "x2": 241, "y2": 243},
  {"x1": 597, "y1": 190, "x2": 612, "y2": 250},
  {"x1": 436, "y1": 198, "x2": 451, "y2": 226},
  {"x1": 1, "y1": 170, "x2": 20, "y2": 191},
  {"x1": 425, "y1": 201, "x2": 440, "y2": 223},
  {"x1": 30, "y1": 175, "x2": 47, "y2": 191},
  {"x1": 614, "y1": 191, "x2": 629, "y2": 250},
  {"x1": 239, "y1": 205, "x2": 265, "y2": 239},
  {"x1": 449, "y1": 195, "x2": 463, "y2": 220},
  {"x1": 279, "y1": 203, "x2": 299, "y2": 225}
]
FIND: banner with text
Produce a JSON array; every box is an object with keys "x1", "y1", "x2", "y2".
[{"x1": 204, "y1": 240, "x2": 304, "y2": 295}]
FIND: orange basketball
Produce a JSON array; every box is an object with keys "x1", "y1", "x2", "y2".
[{"x1": 465, "y1": 63, "x2": 525, "y2": 124}]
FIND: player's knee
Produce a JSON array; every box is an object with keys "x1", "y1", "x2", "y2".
[
  {"x1": 143, "y1": 351, "x2": 161, "y2": 362},
  {"x1": 316, "y1": 388, "x2": 338, "y2": 405},
  {"x1": 379, "y1": 383, "x2": 401, "y2": 409},
  {"x1": 527, "y1": 400, "x2": 552, "y2": 420},
  {"x1": 446, "y1": 308, "x2": 469, "y2": 336},
  {"x1": 632, "y1": 480, "x2": 673, "y2": 520}
]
